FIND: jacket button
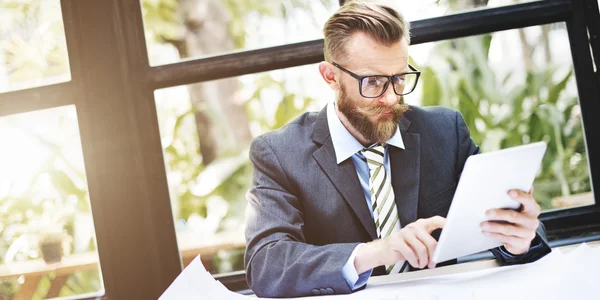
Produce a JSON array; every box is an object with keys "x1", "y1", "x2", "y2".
[
  {"x1": 325, "y1": 288, "x2": 334, "y2": 294},
  {"x1": 311, "y1": 289, "x2": 320, "y2": 295}
]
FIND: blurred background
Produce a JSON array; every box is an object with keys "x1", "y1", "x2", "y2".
[{"x1": 0, "y1": 0, "x2": 595, "y2": 298}]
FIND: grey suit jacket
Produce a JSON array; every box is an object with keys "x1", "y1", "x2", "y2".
[{"x1": 244, "y1": 105, "x2": 550, "y2": 298}]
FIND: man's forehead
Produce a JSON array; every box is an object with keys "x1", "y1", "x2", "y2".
[
  {"x1": 346, "y1": 55, "x2": 410, "y2": 75},
  {"x1": 342, "y1": 32, "x2": 410, "y2": 74}
]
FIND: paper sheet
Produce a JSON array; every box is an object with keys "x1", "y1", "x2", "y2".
[
  {"x1": 160, "y1": 243, "x2": 600, "y2": 300},
  {"x1": 159, "y1": 256, "x2": 247, "y2": 300}
]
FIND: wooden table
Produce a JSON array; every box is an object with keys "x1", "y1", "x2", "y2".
[
  {"x1": 0, "y1": 252, "x2": 100, "y2": 300},
  {"x1": 0, "y1": 233, "x2": 246, "y2": 299},
  {"x1": 178, "y1": 231, "x2": 246, "y2": 270}
]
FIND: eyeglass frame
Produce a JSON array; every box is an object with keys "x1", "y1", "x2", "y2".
[{"x1": 331, "y1": 62, "x2": 421, "y2": 98}]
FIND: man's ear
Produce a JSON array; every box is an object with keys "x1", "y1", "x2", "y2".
[{"x1": 318, "y1": 61, "x2": 340, "y2": 91}]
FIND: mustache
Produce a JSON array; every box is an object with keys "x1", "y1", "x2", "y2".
[{"x1": 356, "y1": 97, "x2": 405, "y2": 115}]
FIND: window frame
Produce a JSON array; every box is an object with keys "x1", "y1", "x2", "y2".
[{"x1": 0, "y1": 0, "x2": 597, "y2": 298}]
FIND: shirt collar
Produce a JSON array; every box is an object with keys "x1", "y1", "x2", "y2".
[{"x1": 326, "y1": 101, "x2": 405, "y2": 164}]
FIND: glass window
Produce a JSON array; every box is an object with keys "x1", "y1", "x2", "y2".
[
  {"x1": 155, "y1": 63, "x2": 332, "y2": 274},
  {"x1": 409, "y1": 23, "x2": 593, "y2": 211},
  {"x1": 396, "y1": 0, "x2": 540, "y2": 22},
  {"x1": 0, "y1": 0, "x2": 71, "y2": 94},
  {"x1": 140, "y1": 0, "x2": 339, "y2": 66},
  {"x1": 0, "y1": 106, "x2": 103, "y2": 299},
  {"x1": 140, "y1": 0, "x2": 546, "y2": 66}
]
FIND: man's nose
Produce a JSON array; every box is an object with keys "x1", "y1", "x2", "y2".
[{"x1": 379, "y1": 83, "x2": 398, "y2": 106}]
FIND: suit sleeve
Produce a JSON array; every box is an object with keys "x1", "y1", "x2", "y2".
[
  {"x1": 490, "y1": 223, "x2": 552, "y2": 265},
  {"x1": 454, "y1": 111, "x2": 552, "y2": 265},
  {"x1": 244, "y1": 136, "x2": 360, "y2": 298}
]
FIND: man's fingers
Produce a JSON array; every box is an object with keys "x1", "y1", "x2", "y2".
[
  {"x1": 485, "y1": 209, "x2": 539, "y2": 230},
  {"x1": 481, "y1": 221, "x2": 535, "y2": 240},
  {"x1": 423, "y1": 216, "x2": 446, "y2": 233},
  {"x1": 395, "y1": 240, "x2": 419, "y2": 269},
  {"x1": 413, "y1": 227, "x2": 438, "y2": 269},
  {"x1": 507, "y1": 189, "x2": 541, "y2": 215},
  {"x1": 408, "y1": 216, "x2": 444, "y2": 269},
  {"x1": 482, "y1": 231, "x2": 523, "y2": 247},
  {"x1": 482, "y1": 231, "x2": 530, "y2": 254},
  {"x1": 403, "y1": 232, "x2": 429, "y2": 269}
]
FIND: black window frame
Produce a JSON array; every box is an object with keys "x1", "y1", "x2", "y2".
[{"x1": 0, "y1": 0, "x2": 598, "y2": 298}]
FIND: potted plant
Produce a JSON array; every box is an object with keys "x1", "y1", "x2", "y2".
[{"x1": 38, "y1": 228, "x2": 66, "y2": 264}]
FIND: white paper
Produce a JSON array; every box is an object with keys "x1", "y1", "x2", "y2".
[
  {"x1": 161, "y1": 243, "x2": 600, "y2": 300},
  {"x1": 159, "y1": 256, "x2": 247, "y2": 300},
  {"x1": 357, "y1": 243, "x2": 599, "y2": 300}
]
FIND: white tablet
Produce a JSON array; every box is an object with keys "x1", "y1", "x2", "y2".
[{"x1": 432, "y1": 141, "x2": 547, "y2": 264}]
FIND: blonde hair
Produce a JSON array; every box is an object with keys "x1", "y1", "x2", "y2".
[{"x1": 323, "y1": 0, "x2": 411, "y2": 63}]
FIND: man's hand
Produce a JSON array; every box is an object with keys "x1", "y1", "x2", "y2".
[
  {"x1": 481, "y1": 188, "x2": 541, "y2": 255},
  {"x1": 354, "y1": 216, "x2": 446, "y2": 274}
]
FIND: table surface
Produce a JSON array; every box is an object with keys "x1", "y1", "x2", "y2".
[
  {"x1": 0, "y1": 232, "x2": 246, "y2": 279},
  {"x1": 367, "y1": 240, "x2": 600, "y2": 286},
  {"x1": 0, "y1": 251, "x2": 99, "y2": 280}
]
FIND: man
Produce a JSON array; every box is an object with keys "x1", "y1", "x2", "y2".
[{"x1": 244, "y1": 1, "x2": 551, "y2": 298}]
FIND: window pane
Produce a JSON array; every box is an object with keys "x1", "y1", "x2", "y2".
[
  {"x1": 155, "y1": 64, "x2": 331, "y2": 274},
  {"x1": 140, "y1": 0, "x2": 338, "y2": 66},
  {"x1": 398, "y1": 0, "x2": 540, "y2": 22},
  {"x1": 0, "y1": 0, "x2": 71, "y2": 93},
  {"x1": 409, "y1": 23, "x2": 594, "y2": 211},
  {"x1": 0, "y1": 106, "x2": 104, "y2": 299}
]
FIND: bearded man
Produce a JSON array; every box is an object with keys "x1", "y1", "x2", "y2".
[{"x1": 244, "y1": 1, "x2": 551, "y2": 298}]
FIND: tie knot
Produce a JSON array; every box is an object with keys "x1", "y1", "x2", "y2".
[{"x1": 361, "y1": 145, "x2": 385, "y2": 167}]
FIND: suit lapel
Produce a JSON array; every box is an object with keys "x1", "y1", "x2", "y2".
[
  {"x1": 312, "y1": 108, "x2": 378, "y2": 240},
  {"x1": 390, "y1": 116, "x2": 421, "y2": 228}
]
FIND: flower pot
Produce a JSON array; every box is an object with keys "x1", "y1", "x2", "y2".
[{"x1": 40, "y1": 242, "x2": 63, "y2": 264}]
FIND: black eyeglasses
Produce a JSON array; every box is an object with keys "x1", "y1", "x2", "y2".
[{"x1": 332, "y1": 62, "x2": 421, "y2": 98}]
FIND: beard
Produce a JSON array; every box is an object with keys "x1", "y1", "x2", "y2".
[{"x1": 337, "y1": 83, "x2": 409, "y2": 145}]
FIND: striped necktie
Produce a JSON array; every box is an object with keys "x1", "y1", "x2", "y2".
[{"x1": 361, "y1": 144, "x2": 406, "y2": 274}]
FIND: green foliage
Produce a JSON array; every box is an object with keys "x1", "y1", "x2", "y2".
[
  {"x1": 141, "y1": 0, "x2": 180, "y2": 42},
  {"x1": 222, "y1": 0, "x2": 276, "y2": 48},
  {"x1": 163, "y1": 71, "x2": 318, "y2": 226},
  {"x1": 60, "y1": 269, "x2": 103, "y2": 297},
  {"x1": 0, "y1": 0, "x2": 69, "y2": 90},
  {"x1": 417, "y1": 34, "x2": 590, "y2": 209}
]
